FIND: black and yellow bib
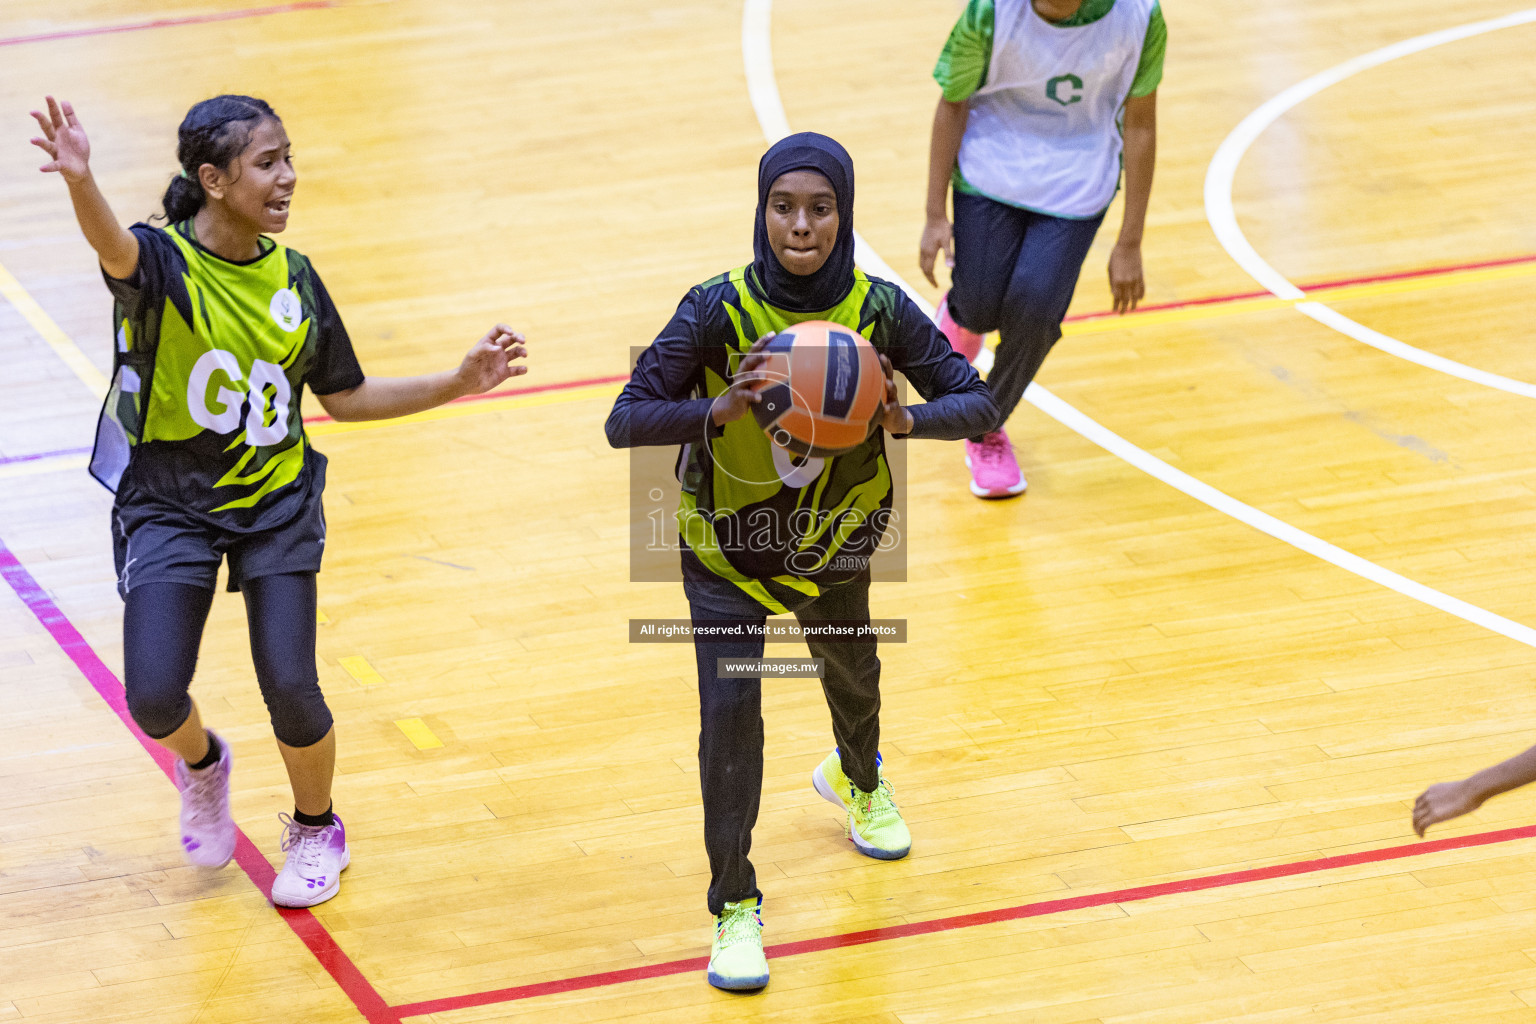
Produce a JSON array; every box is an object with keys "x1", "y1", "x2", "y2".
[
  {"x1": 92, "y1": 222, "x2": 360, "y2": 531},
  {"x1": 680, "y1": 265, "x2": 905, "y2": 613}
]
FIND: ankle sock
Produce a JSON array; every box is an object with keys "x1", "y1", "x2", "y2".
[
  {"x1": 187, "y1": 731, "x2": 221, "y2": 771},
  {"x1": 294, "y1": 804, "x2": 334, "y2": 828}
]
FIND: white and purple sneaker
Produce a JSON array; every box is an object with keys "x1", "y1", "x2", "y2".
[
  {"x1": 271, "y1": 812, "x2": 350, "y2": 908},
  {"x1": 173, "y1": 732, "x2": 236, "y2": 869}
]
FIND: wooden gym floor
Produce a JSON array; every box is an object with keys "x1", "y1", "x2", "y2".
[{"x1": 4, "y1": 0, "x2": 1536, "y2": 1021}]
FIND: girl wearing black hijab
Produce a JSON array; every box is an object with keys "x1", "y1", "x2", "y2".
[{"x1": 607, "y1": 133, "x2": 997, "y2": 991}]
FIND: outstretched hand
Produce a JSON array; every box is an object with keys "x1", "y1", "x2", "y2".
[
  {"x1": 710, "y1": 333, "x2": 776, "y2": 427},
  {"x1": 876, "y1": 354, "x2": 913, "y2": 435},
  {"x1": 30, "y1": 96, "x2": 91, "y2": 182},
  {"x1": 1412, "y1": 780, "x2": 1483, "y2": 837},
  {"x1": 457, "y1": 325, "x2": 528, "y2": 395}
]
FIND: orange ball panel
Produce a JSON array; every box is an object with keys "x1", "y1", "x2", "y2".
[
  {"x1": 746, "y1": 320, "x2": 884, "y2": 457},
  {"x1": 775, "y1": 407, "x2": 820, "y2": 443},
  {"x1": 808, "y1": 418, "x2": 875, "y2": 451},
  {"x1": 753, "y1": 320, "x2": 884, "y2": 457}
]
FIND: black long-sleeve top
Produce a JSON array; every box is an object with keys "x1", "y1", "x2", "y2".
[
  {"x1": 606, "y1": 271, "x2": 998, "y2": 448},
  {"x1": 604, "y1": 267, "x2": 999, "y2": 592}
]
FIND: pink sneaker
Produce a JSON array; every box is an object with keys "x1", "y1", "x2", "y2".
[
  {"x1": 937, "y1": 292, "x2": 984, "y2": 364},
  {"x1": 173, "y1": 732, "x2": 236, "y2": 869},
  {"x1": 964, "y1": 430, "x2": 1026, "y2": 498},
  {"x1": 271, "y1": 812, "x2": 350, "y2": 908}
]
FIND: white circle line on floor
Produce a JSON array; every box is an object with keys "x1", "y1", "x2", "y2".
[
  {"x1": 1204, "y1": 7, "x2": 1536, "y2": 398},
  {"x1": 741, "y1": 0, "x2": 1536, "y2": 649}
]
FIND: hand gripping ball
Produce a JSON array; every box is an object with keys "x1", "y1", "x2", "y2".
[{"x1": 749, "y1": 321, "x2": 884, "y2": 458}]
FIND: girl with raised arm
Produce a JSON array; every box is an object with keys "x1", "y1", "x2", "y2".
[{"x1": 30, "y1": 94, "x2": 526, "y2": 907}]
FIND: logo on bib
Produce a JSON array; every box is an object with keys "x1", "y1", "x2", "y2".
[
  {"x1": 187, "y1": 349, "x2": 293, "y2": 446},
  {"x1": 1046, "y1": 73, "x2": 1083, "y2": 106},
  {"x1": 269, "y1": 288, "x2": 302, "y2": 332}
]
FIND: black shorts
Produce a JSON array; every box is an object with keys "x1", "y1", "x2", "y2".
[{"x1": 111, "y1": 484, "x2": 327, "y2": 599}]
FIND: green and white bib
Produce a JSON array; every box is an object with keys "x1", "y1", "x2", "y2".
[{"x1": 956, "y1": 0, "x2": 1158, "y2": 218}]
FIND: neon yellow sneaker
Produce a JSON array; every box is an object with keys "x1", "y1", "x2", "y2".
[
  {"x1": 707, "y1": 897, "x2": 768, "y2": 991},
  {"x1": 811, "y1": 749, "x2": 911, "y2": 860}
]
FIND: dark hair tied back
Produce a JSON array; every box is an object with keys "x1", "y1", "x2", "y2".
[{"x1": 159, "y1": 95, "x2": 279, "y2": 223}]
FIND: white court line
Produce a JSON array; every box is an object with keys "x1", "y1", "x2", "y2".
[
  {"x1": 741, "y1": 0, "x2": 1536, "y2": 650},
  {"x1": 1205, "y1": 7, "x2": 1536, "y2": 398}
]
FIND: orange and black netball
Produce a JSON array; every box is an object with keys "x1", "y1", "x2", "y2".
[{"x1": 749, "y1": 320, "x2": 884, "y2": 458}]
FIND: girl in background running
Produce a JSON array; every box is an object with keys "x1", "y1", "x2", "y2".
[
  {"x1": 920, "y1": 0, "x2": 1165, "y2": 497},
  {"x1": 30, "y1": 94, "x2": 526, "y2": 907}
]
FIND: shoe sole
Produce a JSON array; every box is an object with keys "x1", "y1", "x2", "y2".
[
  {"x1": 186, "y1": 843, "x2": 236, "y2": 870},
  {"x1": 963, "y1": 456, "x2": 1027, "y2": 498},
  {"x1": 707, "y1": 968, "x2": 769, "y2": 991},
  {"x1": 271, "y1": 846, "x2": 351, "y2": 909},
  {"x1": 811, "y1": 762, "x2": 842, "y2": 808},
  {"x1": 811, "y1": 764, "x2": 910, "y2": 861}
]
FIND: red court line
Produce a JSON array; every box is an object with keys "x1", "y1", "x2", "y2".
[
  {"x1": 12, "y1": 248, "x2": 1536, "y2": 456},
  {"x1": 1284, "y1": 251, "x2": 1536, "y2": 295},
  {"x1": 300, "y1": 373, "x2": 631, "y2": 425},
  {"x1": 1063, "y1": 251, "x2": 1536, "y2": 325},
  {"x1": 0, "y1": 538, "x2": 402, "y2": 1024},
  {"x1": 10, "y1": 504, "x2": 1536, "y2": 1023},
  {"x1": 391, "y1": 821, "x2": 1536, "y2": 1018},
  {"x1": 5, "y1": 239, "x2": 1532, "y2": 456},
  {"x1": 0, "y1": 1, "x2": 335, "y2": 47},
  {"x1": 1067, "y1": 286, "x2": 1275, "y2": 324},
  {"x1": 298, "y1": 249, "x2": 1536, "y2": 429},
  {"x1": 302, "y1": 249, "x2": 1536, "y2": 426},
  {"x1": 2, "y1": 373, "x2": 634, "y2": 470}
]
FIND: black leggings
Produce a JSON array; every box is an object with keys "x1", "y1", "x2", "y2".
[
  {"x1": 948, "y1": 191, "x2": 1105, "y2": 439},
  {"x1": 682, "y1": 553, "x2": 882, "y2": 915},
  {"x1": 122, "y1": 573, "x2": 333, "y2": 748}
]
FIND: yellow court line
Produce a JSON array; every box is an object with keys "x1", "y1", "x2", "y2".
[
  {"x1": 1312, "y1": 260, "x2": 1536, "y2": 304},
  {"x1": 339, "y1": 655, "x2": 384, "y2": 686},
  {"x1": 320, "y1": 264, "x2": 1527, "y2": 431},
  {"x1": 1063, "y1": 259, "x2": 1536, "y2": 338},
  {"x1": 0, "y1": 260, "x2": 109, "y2": 397},
  {"x1": 305, "y1": 382, "x2": 623, "y2": 436},
  {"x1": 1062, "y1": 295, "x2": 1291, "y2": 336},
  {"x1": 394, "y1": 718, "x2": 444, "y2": 750},
  {"x1": 5, "y1": 249, "x2": 1533, "y2": 436}
]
